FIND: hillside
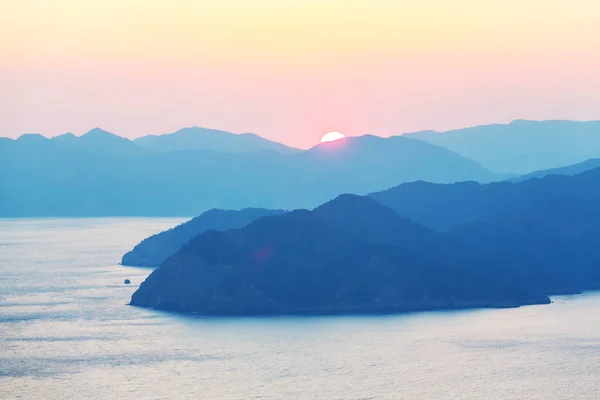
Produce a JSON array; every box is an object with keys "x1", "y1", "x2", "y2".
[
  {"x1": 369, "y1": 168, "x2": 600, "y2": 231},
  {"x1": 130, "y1": 195, "x2": 547, "y2": 315},
  {"x1": 122, "y1": 208, "x2": 284, "y2": 267},
  {"x1": 131, "y1": 169, "x2": 600, "y2": 315}
]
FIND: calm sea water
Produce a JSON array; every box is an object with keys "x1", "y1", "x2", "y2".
[{"x1": 1, "y1": 218, "x2": 599, "y2": 400}]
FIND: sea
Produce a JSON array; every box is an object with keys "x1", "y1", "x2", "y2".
[{"x1": 1, "y1": 218, "x2": 599, "y2": 399}]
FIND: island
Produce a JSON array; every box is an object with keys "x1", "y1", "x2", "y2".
[{"x1": 130, "y1": 195, "x2": 552, "y2": 315}]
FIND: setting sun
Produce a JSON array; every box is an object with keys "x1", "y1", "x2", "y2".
[{"x1": 321, "y1": 132, "x2": 346, "y2": 143}]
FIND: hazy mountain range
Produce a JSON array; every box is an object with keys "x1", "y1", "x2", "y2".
[
  {"x1": 2, "y1": 126, "x2": 298, "y2": 156},
  {"x1": 2, "y1": 120, "x2": 600, "y2": 217},
  {"x1": 134, "y1": 127, "x2": 299, "y2": 154},
  {"x1": 406, "y1": 119, "x2": 600, "y2": 174},
  {"x1": 130, "y1": 166, "x2": 600, "y2": 315},
  {"x1": 509, "y1": 158, "x2": 600, "y2": 182},
  {"x1": 0, "y1": 127, "x2": 497, "y2": 217}
]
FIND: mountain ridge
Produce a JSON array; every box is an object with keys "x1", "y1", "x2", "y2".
[
  {"x1": 405, "y1": 119, "x2": 600, "y2": 174},
  {"x1": 129, "y1": 193, "x2": 552, "y2": 315},
  {"x1": 509, "y1": 158, "x2": 600, "y2": 182},
  {"x1": 133, "y1": 126, "x2": 300, "y2": 154},
  {"x1": 122, "y1": 207, "x2": 285, "y2": 268},
  {"x1": 0, "y1": 132, "x2": 499, "y2": 217}
]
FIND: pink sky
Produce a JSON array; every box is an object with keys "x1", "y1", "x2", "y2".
[{"x1": 2, "y1": 0, "x2": 599, "y2": 148}]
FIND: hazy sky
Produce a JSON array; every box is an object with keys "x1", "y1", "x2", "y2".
[{"x1": 1, "y1": 0, "x2": 599, "y2": 148}]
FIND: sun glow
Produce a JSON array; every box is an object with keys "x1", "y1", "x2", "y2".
[{"x1": 321, "y1": 132, "x2": 346, "y2": 143}]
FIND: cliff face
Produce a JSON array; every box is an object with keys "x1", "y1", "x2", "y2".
[
  {"x1": 121, "y1": 208, "x2": 284, "y2": 268},
  {"x1": 130, "y1": 197, "x2": 550, "y2": 315}
]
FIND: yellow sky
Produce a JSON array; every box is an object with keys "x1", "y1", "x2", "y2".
[
  {"x1": 1, "y1": 0, "x2": 599, "y2": 146},
  {"x1": 3, "y1": 0, "x2": 598, "y2": 64}
]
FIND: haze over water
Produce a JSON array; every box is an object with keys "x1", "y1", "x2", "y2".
[{"x1": 1, "y1": 218, "x2": 599, "y2": 399}]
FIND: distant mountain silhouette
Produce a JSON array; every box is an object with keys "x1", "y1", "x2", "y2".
[
  {"x1": 406, "y1": 120, "x2": 600, "y2": 174},
  {"x1": 0, "y1": 133, "x2": 499, "y2": 217},
  {"x1": 134, "y1": 126, "x2": 299, "y2": 154},
  {"x1": 50, "y1": 132, "x2": 77, "y2": 144},
  {"x1": 293, "y1": 135, "x2": 499, "y2": 196},
  {"x1": 122, "y1": 208, "x2": 284, "y2": 267},
  {"x1": 56, "y1": 128, "x2": 144, "y2": 156},
  {"x1": 14, "y1": 133, "x2": 53, "y2": 146},
  {"x1": 130, "y1": 195, "x2": 547, "y2": 315},
  {"x1": 510, "y1": 158, "x2": 600, "y2": 182},
  {"x1": 0, "y1": 128, "x2": 142, "y2": 157},
  {"x1": 5, "y1": 133, "x2": 59, "y2": 153}
]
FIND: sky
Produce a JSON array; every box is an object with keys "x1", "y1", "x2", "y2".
[{"x1": 1, "y1": 0, "x2": 599, "y2": 148}]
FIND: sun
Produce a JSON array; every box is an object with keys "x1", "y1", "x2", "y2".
[{"x1": 321, "y1": 131, "x2": 346, "y2": 143}]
